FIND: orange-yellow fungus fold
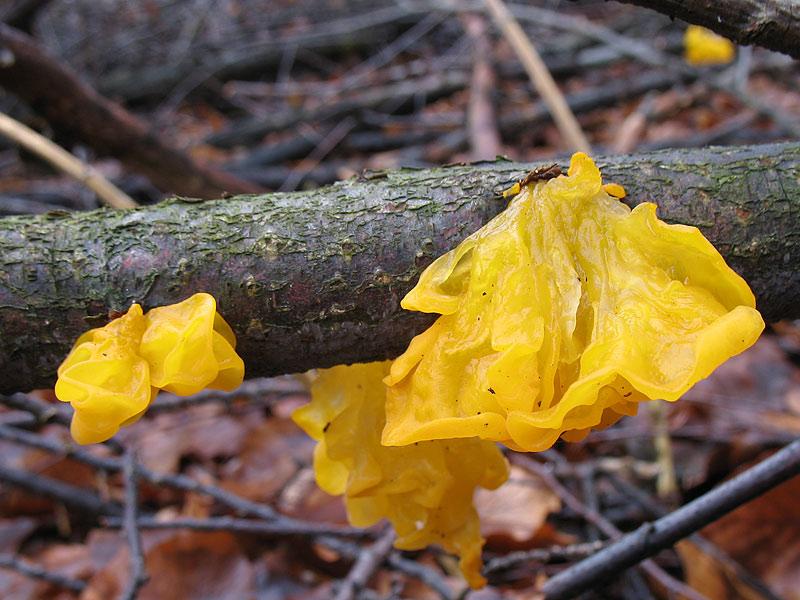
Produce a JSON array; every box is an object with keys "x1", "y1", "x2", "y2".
[
  {"x1": 55, "y1": 304, "x2": 155, "y2": 444},
  {"x1": 292, "y1": 362, "x2": 509, "y2": 589},
  {"x1": 139, "y1": 293, "x2": 243, "y2": 396},
  {"x1": 383, "y1": 152, "x2": 764, "y2": 452}
]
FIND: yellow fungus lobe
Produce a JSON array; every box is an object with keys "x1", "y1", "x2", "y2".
[
  {"x1": 383, "y1": 152, "x2": 764, "y2": 452},
  {"x1": 139, "y1": 293, "x2": 244, "y2": 396},
  {"x1": 56, "y1": 293, "x2": 244, "y2": 444},
  {"x1": 684, "y1": 25, "x2": 735, "y2": 66},
  {"x1": 292, "y1": 362, "x2": 509, "y2": 589},
  {"x1": 55, "y1": 304, "x2": 155, "y2": 445}
]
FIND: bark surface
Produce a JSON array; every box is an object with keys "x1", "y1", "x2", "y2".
[{"x1": 0, "y1": 143, "x2": 798, "y2": 393}]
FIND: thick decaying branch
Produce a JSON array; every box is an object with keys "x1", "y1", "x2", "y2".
[
  {"x1": 0, "y1": 142, "x2": 798, "y2": 393},
  {"x1": 613, "y1": 0, "x2": 800, "y2": 60}
]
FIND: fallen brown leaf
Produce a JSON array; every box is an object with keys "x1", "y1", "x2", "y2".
[
  {"x1": 477, "y1": 465, "x2": 562, "y2": 548},
  {"x1": 676, "y1": 539, "x2": 775, "y2": 600}
]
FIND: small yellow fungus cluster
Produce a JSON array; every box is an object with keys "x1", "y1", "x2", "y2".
[
  {"x1": 56, "y1": 293, "x2": 244, "y2": 444},
  {"x1": 292, "y1": 362, "x2": 509, "y2": 589},
  {"x1": 684, "y1": 25, "x2": 735, "y2": 66}
]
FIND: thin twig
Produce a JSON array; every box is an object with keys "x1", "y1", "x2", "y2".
[
  {"x1": 515, "y1": 455, "x2": 709, "y2": 600},
  {"x1": 0, "y1": 111, "x2": 138, "y2": 209},
  {"x1": 335, "y1": 527, "x2": 398, "y2": 600},
  {"x1": 147, "y1": 376, "x2": 306, "y2": 414},
  {"x1": 0, "y1": 461, "x2": 123, "y2": 516},
  {"x1": 119, "y1": 450, "x2": 148, "y2": 600},
  {"x1": 0, "y1": 553, "x2": 86, "y2": 593},
  {"x1": 483, "y1": 540, "x2": 609, "y2": 573},
  {"x1": 278, "y1": 116, "x2": 356, "y2": 192},
  {"x1": 0, "y1": 424, "x2": 366, "y2": 538},
  {"x1": 463, "y1": 12, "x2": 502, "y2": 161},
  {"x1": 320, "y1": 535, "x2": 456, "y2": 600},
  {"x1": 1, "y1": 392, "x2": 72, "y2": 427},
  {"x1": 481, "y1": 0, "x2": 591, "y2": 153},
  {"x1": 103, "y1": 515, "x2": 370, "y2": 539},
  {"x1": 538, "y1": 440, "x2": 800, "y2": 600},
  {"x1": 605, "y1": 474, "x2": 786, "y2": 600}
]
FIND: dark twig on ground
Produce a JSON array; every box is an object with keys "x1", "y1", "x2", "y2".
[
  {"x1": 334, "y1": 527, "x2": 398, "y2": 600},
  {"x1": 0, "y1": 422, "x2": 364, "y2": 537},
  {"x1": 320, "y1": 535, "x2": 456, "y2": 600},
  {"x1": 103, "y1": 515, "x2": 370, "y2": 539},
  {"x1": 608, "y1": 470, "x2": 784, "y2": 600},
  {"x1": 516, "y1": 455, "x2": 710, "y2": 600},
  {"x1": 483, "y1": 540, "x2": 609, "y2": 573},
  {"x1": 538, "y1": 440, "x2": 800, "y2": 600},
  {"x1": 0, "y1": 552, "x2": 86, "y2": 593},
  {"x1": 1, "y1": 393, "x2": 72, "y2": 427},
  {"x1": 119, "y1": 450, "x2": 148, "y2": 600},
  {"x1": 0, "y1": 461, "x2": 123, "y2": 516}
]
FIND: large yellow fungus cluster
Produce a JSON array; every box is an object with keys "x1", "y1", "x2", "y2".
[
  {"x1": 56, "y1": 293, "x2": 244, "y2": 444},
  {"x1": 382, "y1": 152, "x2": 764, "y2": 452},
  {"x1": 292, "y1": 362, "x2": 509, "y2": 588},
  {"x1": 293, "y1": 152, "x2": 763, "y2": 588}
]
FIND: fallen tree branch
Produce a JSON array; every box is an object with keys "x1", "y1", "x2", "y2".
[
  {"x1": 0, "y1": 142, "x2": 798, "y2": 393},
  {"x1": 0, "y1": 23, "x2": 261, "y2": 198},
  {"x1": 612, "y1": 0, "x2": 800, "y2": 60}
]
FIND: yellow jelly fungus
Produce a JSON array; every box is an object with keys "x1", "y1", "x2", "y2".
[
  {"x1": 139, "y1": 292, "x2": 244, "y2": 396},
  {"x1": 292, "y1": 362, "x2": 509, "y2": 589},
  {"x1": 383, "y1": 152, "x2": 764, "y2": 452},
  {"x1": 684, "y1": 25, "x2": 735, "y2": 66},
  {"x1": 56, "y1": 293, "x2": 244, "y2": 444},
  {"x1": 55, "y1": 304, "x2": 156, "y2": 445}
]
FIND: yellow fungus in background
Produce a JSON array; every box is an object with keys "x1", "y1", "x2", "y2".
[
  {"x1": 293, "y1": 362, "x2": 509, "y2": 589},
  {"x1": 139, "y1": 292, "x2": 244, "y2": 396},
  {"x1": 684, "y1": 25, "x2": 735, "y2": 66},
  {"x1": 55, "y1": 304, "x2": 155, "y2": 444},
  {"x1": 383, "y1": 152, "x2": 764, "y2": 452}
]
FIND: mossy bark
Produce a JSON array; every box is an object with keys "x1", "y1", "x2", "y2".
[{"x1": 1, "y1": 143, "x2": 798, "y2": 393}]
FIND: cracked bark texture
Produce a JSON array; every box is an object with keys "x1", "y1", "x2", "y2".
[
  {"x1": 614, "y1": 0, "x2": 800, "y2": 59},
  {"x1": 0, "y1": 142, "x2": 798, "y2": 393}
]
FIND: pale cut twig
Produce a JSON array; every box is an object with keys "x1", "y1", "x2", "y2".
[
  {"x1": 481, "y1": 0, "x2": 591, "y2": 154},
  {"x1": 648, "y1": 400, "x2": 678, "y2": 497},
  {"x1": 0, "y1": 111, "x2": 137, "y2": 209}
]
